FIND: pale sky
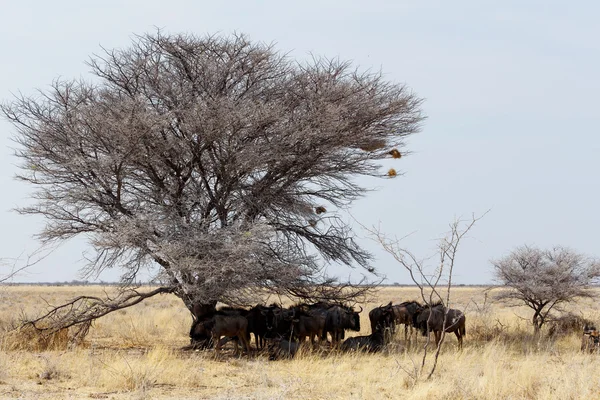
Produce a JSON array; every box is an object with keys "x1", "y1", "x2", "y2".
[{"x1": 0, "y1": 1, "x2": 598, "y2": 284}]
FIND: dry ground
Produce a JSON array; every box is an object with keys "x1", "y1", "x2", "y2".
[{"x1": 0, "y1": 285, "x2": 599, "y2": 399}]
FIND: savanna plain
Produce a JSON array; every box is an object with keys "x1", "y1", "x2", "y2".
[{"x1": 0, "y1": 286, "x2": 599, "y2": 400}]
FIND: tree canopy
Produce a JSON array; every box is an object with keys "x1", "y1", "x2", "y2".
[{"x1": 2, "y1": 32, "x2": 424, "y2": 321}]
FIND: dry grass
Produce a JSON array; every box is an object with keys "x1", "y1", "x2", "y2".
[{"x1": 0, "y1": 285, "x2": 599, "y2": 399}]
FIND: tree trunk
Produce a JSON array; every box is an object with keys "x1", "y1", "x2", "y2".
[{"x1": 532, "y1": 307, "x2": 544, "y2": 335}]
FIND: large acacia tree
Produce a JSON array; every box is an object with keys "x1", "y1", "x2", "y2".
[{"x1": 2, "y1": 32, "x2": 423, "y2": 330}]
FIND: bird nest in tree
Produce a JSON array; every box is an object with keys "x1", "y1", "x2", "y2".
[
  {"x1": 389, "y1": 149, "x2": 402, "y2": 159},
  {"x1": 315, "y1": 206, "x2": 327, "y2": 214}
]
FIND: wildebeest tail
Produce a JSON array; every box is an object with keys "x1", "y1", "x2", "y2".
[{"x1": 460, "y1": 324, "x2": 466, "y2": 337}]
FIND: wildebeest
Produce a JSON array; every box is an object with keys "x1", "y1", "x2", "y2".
[
  {"x1": 392, "y1": 301, "x2": 423, "y2": 341},
  {"x1": 289, "y1": 307, "x2": 326, "y2": 347},
  {"x1": 246, "y1": 304, "x2": 278, "y2": 349},
  {"x1": 322, "y1": 304, "x2": 362, "y2": 345},
  {"x1": 189, "y1": 319, "x2": 212, "y2": 350},
  {"x1": 340, "y1": 325, "x2": 390, "y2": 353},
  {"x1": 581, "y1": 324, "x2": 600, "y2": 353},
  {"x1": 262, "y1": 304, "x2": 295, "y2": 340},
  {"x1": 414, "y1": 302, "x2": 466, "y2": 349},
  {"x1": 369, "y1": 302, "x2": 395, "y2": 334},
  {"x1": 268, "y1": 337, "x2": 301, "y2": 360},
  {"x1": 190, "y1": 311, "x2": 251, "y2": 356}
]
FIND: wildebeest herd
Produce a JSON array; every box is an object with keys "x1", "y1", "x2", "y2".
[{"x1": 189, "y1": 300, "x2": 469, "y2": 359}]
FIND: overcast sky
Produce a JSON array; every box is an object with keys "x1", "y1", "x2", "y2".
[{"x1": 0, "y1": 1, "x2": 598, "y2": 284}]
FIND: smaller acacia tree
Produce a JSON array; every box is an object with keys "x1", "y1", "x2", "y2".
[{"x1": 492, "y1": 245, "x2": 600, "y2": 334}]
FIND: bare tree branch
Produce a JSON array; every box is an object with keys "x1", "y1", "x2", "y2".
[
  {"x1": 366, "y1": 212, "x2": 485, "y2": 380},
  {"x1": 25, "y1": 286, "x2": 176, "y2": 332}
]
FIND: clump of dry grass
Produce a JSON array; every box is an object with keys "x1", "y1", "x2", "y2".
[
  {"x1": 37, "y1": 355, "x2": 70, "y2": 381},
  {"x1": 1, "y1": 324, "x2": 70, "y2": 351}
]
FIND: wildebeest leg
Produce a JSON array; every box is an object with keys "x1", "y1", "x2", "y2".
[
  {"x1": 297, "y1": 334, "x2": 306, "y2": 346},
  {"x1": 232, "y1": 336, "x2": 240, "y2": 355},
  {"x1": 316, "y1": 330, "x2": 324, "y2": 347},
  {"x1": 434, "y1": 331, "x2": 441, "y2": 347},
  {"x1": 331, "y1": 331, "x2": 338, "y2": 347},
  {"x1": 455, "y1": 330, "x2": 462, "y2": 349},
  {"x1": 240, "y1": 332, "x2": 251, "y2": 354},
  {"x1": 213, "y1": 334, "x2": 222, "y2": 357},
  {"x1": 404, "y1": 324, "x2": 408, "y2": 342}
]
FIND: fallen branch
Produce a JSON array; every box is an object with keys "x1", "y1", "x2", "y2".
[{"x1": 25, "y1": 286, "x2": 176, "y2": 333}]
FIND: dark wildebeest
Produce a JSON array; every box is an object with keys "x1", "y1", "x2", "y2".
[
  {"x1": 340, "y1": 325, "x2": 391, "y2": 353},
  {"x1": 268, "y1": 337, "x2": 301, "y2": 360},
  {"x1": 322, "y1": 304, "x2": 362, "y2": 346},
  {"x1": 289, "y1": 307, "x2": 326, "y2": 347},
  {"x1": 369, "y1": 302, "x2": 395, "y2": 334},
  {"x1": 414, "y1": 303, "x2": 465, "y2": 349},
  {"x1": 189, "y1": 310, "x2": 251, "y2": 356},
  {"x1": 392, "y1": 301, "x2": 422, "y2": 341},
  {"x1": 189, "y1": 320, "x2": 212, "y2": 350},
  {"x1": 246, "y1": 304, "x2": 279, "y2": 349},
  {"x1": 262, "y1": 304, "x2": 295, "y2": 340},
  {"x1": 581, "y1": 324, "x2": 600, "y2": 353}
]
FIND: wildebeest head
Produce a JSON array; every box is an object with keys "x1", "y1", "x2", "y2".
[
  {"x1": 332, "y1": 304, "x2": 362, "y2": 332},
  {"x1": 349, "y1": 305, "x2": 362, "y2": 331},
  {"x1": 369, "y1": 302, "x2": 394, "y2": 333},
  {"x1": 411, "y1": 303, "x2": 425, "y2": 328},
  {"x1": 189, "y1": 317, "x2": 215, "y2": 348},
  {"x1": 379, "y1": 303, "x2": 394, "y2": 329},
  {"x1": 261, "y1": 304, "x2": 294, "y2": 336}
]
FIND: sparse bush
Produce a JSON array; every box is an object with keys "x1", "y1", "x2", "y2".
[
  {"x1": 548, "y1": 312, "x2": 594, "y2": 338},
  {"x1": 38, "y1": 356, "x2": 69, "y2": 381}
]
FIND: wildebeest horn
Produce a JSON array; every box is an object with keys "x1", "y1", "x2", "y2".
[{"x1": 357, "y1": 305, "x2": 363, "y2": 313}]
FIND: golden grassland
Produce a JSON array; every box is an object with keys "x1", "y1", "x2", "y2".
[{"x1": 0, "y1": 286, "x2": 599, "y2": 399}]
